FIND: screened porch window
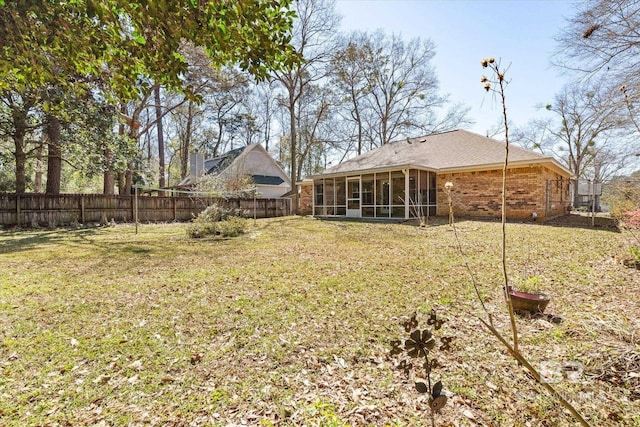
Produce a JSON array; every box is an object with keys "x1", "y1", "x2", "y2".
[
  {"x1": 361, "y1": 174, "x2": 374, "y2": 217},
  {"x1": 391, "y1": 171, "x2": 404, "y2": 218},
  {"x1": 313, "y1": 169, "x2": 437, "y2": 218}
]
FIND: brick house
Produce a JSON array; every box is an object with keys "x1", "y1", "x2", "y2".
[{"x1": 303, "y1": 130, "x2": 572, "y2": 221}]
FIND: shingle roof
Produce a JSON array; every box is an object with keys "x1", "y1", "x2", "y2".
[
  {"x1": 316, "y1": 130, "x2": 571, "y2": 177},
  {"x1": 252, "y1": 175, "x2": 285, "y2": 185},
  {"x1": 204, "y1": 147, "x2": 245, "y2": 175}
]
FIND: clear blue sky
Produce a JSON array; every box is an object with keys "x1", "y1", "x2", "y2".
[{"x1": 335, "y1": 0, "x2": 579, "y2": 136}]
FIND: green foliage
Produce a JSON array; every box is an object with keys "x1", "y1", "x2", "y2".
[
  {"x1": 603, "y1": 174, "x2": 640, "y2": 221},
  {"x1": 0, "y1": 0, "x2": 299, "y2": 99},
  {"x1": 58, "y1": 92, "x2": 136, "y2": 182},
  {"x1": 217, "y1": 216, "x2": 247, "y2": 238},
  {"x1": 186, "y1": 204, "x2": 248, "y2": 238},
  {"x1": 517, "y1": 275, "x2": 543, "y2": 294},
  {"x1": 0, "y1": 149, "x2": 16, "y2": 191},
  {"x1": 195, "y1": 173, "x2": 257, "y2": 198}
]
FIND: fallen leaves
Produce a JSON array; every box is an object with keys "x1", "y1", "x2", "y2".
[{"x1": 0, "y1": 218, "x2": 638, "y2": 426}]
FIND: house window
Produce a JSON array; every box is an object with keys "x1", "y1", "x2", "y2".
[
  {"x1": 391, "y1": 171, "x2": 404, "y2": 205},
  {"x1": 349, "y1": 179, "x2": 360, "y2": 199},
  {"x1": 361, "y1": 174, "x2": 374, "y2": 205},
  {"x1": 335, "y1": 177, "x2": 346, "y2": 215},
  {"x1": 391, "y1": 171, "x2": 405, "y2": 218},
  {"x1": 315, "y1": 181, "x2": 323, "y2": 206},
  {"x1": 325, "y1": 178, "x2": 335, "y2": 208},
  {"x1": 376, "y1": 173, "x2": 390, "y2": 206},
  {"x1": 409, "y1": 170, "x2": 418, "y2": 204},
  {"x1": 335, "y1": 177, "x2": 346, "y2": 205},
  {"x1": 376, "y1": 173, "x2": 390, "y2": 217}
]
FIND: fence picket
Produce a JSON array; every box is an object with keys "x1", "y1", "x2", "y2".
[{"x1": 0, "y1": 193, "x2": 288, "y2": 227}]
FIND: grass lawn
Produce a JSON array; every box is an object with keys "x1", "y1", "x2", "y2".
[{"x1": 0, "y1": 216, "x2": 638, "y2": 426}]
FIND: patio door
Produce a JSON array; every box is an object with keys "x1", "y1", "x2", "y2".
[{"x1": 346, "y1": 177, "x2": 361, "y2": 217}]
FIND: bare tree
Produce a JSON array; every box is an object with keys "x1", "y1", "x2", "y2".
[
  {"x1": 555, "y1": 0, "x2": 640, "y2": 86},
  {"x1": 528, "y1": 82, "x2": 628, "y2": 206},
  {"x1": 331, "y1": 32, "x2": 376, "y2": 155},
  {"x1": 272, "y1": 0, "x2": 340, "y2": 198},
  {"x1": 206, "y1": 68, "x2": 250, "y2": 156},
  {"x1": 333, "y1": 30, "x2": 468, "y2": 153},
  {"x1": 366, "y1": 32, "x2": 438, "y2": 146},
  {"x1": 296, "y1": 83, "x2": 336, "y2": 179},
  {"x1": 254, "y1": 81, "x2": 279, "y2": 151},
  {"x1": 555, "y1": 0, "x2": 640, "y2": 141}
]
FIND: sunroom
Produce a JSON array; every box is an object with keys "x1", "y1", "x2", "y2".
[{"x1": 313, "y1": 169, "x2": 437, "y2": 219}]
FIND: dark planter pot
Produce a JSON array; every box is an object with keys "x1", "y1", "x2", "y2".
[{"x1": 507, "y1": 286, "x2": 550, "y2": 314}]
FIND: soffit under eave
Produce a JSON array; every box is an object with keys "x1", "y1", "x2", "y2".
[
  {"x1": 309, "y1": 164, "x2": 438, "y2": 180},
  {"x1": 437, "y1": 159, "x2": 573, "y2": 177}
]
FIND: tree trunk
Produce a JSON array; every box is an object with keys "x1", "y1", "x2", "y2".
[
  {"x1": 11, "y1": 107, "x2": 28, "y2": 193},
  {"x1": 350, "y1": 87, "x2": 363, "y2": 156},
  {"x1": 289, "y1": 92, "x2": 298, "y2": 213},
  {"x1": 117, "y1": 171, "x2": 125, "y2": 194},
  {"x1": 34, "y1": 141, "x2": 44, "y2": 193},
  {"x1": 264, "y1": 94, "x2": 271, "y2": 152},
  {"x1": 124, "y1": 161, "x2": 133, "y2": 195},
  {"x1": 105, "y1": 104, "x2": 127, "y2": 194},
  {"x1": 154, "y1": 86, "x2": 166, "y2": 191},
  {"x1": 214, "y1": 120, "x2": 224, "y2": 156},
  {"x1": 103, "y1": 152, "x2": 115, "y2": 194},
  {"x1": 120, "y1": 104, "x2": 138, "y2": 196},
  {"x1": 181, "y1": 101, "x2": 193, "y2": 179},
  {"x1": 13, "y1": 123, "x2": 27, "y2": 194},
  {"x1": 45, "y1": 115, "x2": 62, "y2": 195}
]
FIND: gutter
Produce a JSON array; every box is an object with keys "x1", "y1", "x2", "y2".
[{"x1": 308, "y1": 157, "x2": 573, "y2": 180}]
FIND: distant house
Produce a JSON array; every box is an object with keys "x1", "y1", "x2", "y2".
[
  {"x1": 179, "y1": 144, "x2": 291, "y2": 198},
  {"x1": 575, "y1": 180, "x2": 602, "y2": 211},
  {"x1": 301, "y1": 130, "x2": 573, "y2": 221}
]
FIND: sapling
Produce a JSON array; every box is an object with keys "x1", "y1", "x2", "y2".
[{"x1": 479, "y1": 57, "x2": 591, "y2": 426}]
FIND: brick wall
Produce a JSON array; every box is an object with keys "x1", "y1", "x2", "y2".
[
  {"x1": 299, "y1": 181, "x2": 313, "y2": 215},
  {"x1": 436, "y1": 166, "x2": 570, "y2": 221}
]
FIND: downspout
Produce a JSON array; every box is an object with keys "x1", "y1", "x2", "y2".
[{"x1": 312, "y1": 180, "x2": 316, "y2": 217}]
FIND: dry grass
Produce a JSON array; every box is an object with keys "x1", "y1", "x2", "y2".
[{"x1": 0, "y1": 215, "x2": 638, "y2": 426}]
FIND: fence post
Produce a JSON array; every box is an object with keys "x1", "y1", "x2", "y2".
[
  {"x1": 134, "y1": 186, "x2": 139, "y2": 234},
  {"x1": 173, "y1": 196, "x2": 177, "y2": 221},
  {"x1": 591, "y1": 180, "x2": 596, "y2": 228},
  {"x1": 16, "y1": 194, "x2": 21, "y2": 227},
  {"x1": 80, "y1": 195, "x2": 85, "y2": 224}
]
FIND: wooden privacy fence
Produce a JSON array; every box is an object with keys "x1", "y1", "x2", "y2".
[{"x1": 0, "y1": 193, "x2": 291, "y2": 227}]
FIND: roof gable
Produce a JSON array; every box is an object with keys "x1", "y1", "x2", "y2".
[
  {"x1": 204, "y1": 147, "x2": 245, "y2": 175},
  {"x1": 178, "y1": 144, "x2": 291, "y2": 187}
]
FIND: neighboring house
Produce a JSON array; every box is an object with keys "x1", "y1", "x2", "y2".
[
  {"x1": 576, "y1": 180, "x2": 602, "y2": 212},
  {"x1": 179, "y1": 144, "x2": 291, "y2": 198},
  {"x1": 302, "y1": 129, "x2": 573, "y2": 221}
]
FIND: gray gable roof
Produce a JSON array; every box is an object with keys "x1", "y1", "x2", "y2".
[
  {"x1": 204, "y1": 147, "x2": 245, "y2": 175},
  {"x1": 315, "y1": 130, "x2": 571, "y2": 177}
]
